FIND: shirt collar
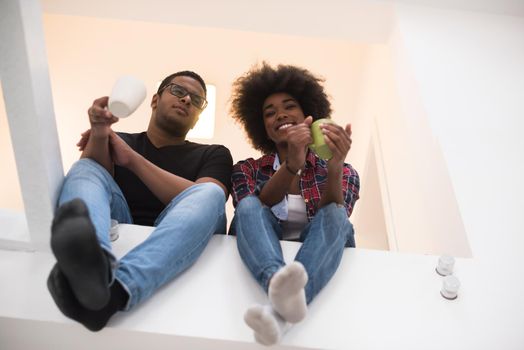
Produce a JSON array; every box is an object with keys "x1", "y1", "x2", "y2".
[
  {"x1": 305, "y1": 149, "x2": 317, "y2": 167},
  {"x1": 273, "y1": 154, "x2": 282, "y2": 171},
  {"x1": 259, "y1": 153, "x2": 276, "y2": 169}
]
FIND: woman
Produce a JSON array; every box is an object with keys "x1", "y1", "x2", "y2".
[{"x1": 230, "y1": 63, "x2": 360, "y2": 345}]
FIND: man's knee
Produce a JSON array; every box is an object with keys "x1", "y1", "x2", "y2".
[
  {"x1": 67, "y1": 158, "x2": 111, "y2": 179},
  {"x1": 193, "y1": 182, "x2": 226, "y2": 204}
]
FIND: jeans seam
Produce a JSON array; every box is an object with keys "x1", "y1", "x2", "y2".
[
  {"x1": 118, "y1": 184, "x2": 224, "y2": 309},
  {"x1": 236, "y1": 196, "x2": 285, "y2": 293},
  {"x1": 301, "y1": 204, "x2": 348, "y2": 303}
]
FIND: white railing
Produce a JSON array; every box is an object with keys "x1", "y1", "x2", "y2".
[{"x1": 0, "y1": 0, "x2": 64, "y2": 253}]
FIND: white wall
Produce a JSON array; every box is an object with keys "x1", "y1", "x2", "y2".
[
  {"x1": 353, "y1": 38, "x2": 472, "y2": 257},
  {"x1": 347, "y1": 3, "x2": 524, "y2": 258},
  {"x1": 7, "y1": 6, "x2": 515, "y2": 257},
  {"x1": 40, "y1": 14, "x2": 368, "y2": 171},
  {"x1": 3, "y1": 3, "x2": 524, "y2": 349},
  {"x1": 1, "y1": 13, "x2": 394, "y2": 249},
  {"x1": 393, "y1": 5, "x2": 524, "y2": 260}
]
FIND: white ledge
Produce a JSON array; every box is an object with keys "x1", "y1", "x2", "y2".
[{"x1": 0, "y1": 224, "x2": 522, "y2": 350}]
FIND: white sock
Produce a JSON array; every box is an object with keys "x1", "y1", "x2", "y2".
[
  {"x1": 268, "y1": 261, "x2": 308, "y2": 323},
  {"x1": 244, "y1": 304, "x2": 287, "y2": 346}
]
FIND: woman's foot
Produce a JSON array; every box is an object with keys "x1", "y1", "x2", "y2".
[
  {"x1": 244, "y1": 304, "x2": 286, "y2": 346},
  {"x1": 268, "y1": 261, "x2": 308, "y2": 323}
]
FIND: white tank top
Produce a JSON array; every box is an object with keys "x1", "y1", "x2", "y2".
[{"x1": 281, "y1": 194, "x2": 308, "y2": 240}]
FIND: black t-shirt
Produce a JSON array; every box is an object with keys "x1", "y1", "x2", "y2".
[{"x1": 114, "y1": 132, "x2": 233, "y2": 226}]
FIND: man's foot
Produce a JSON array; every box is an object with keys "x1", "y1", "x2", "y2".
[
  {"x1": 268, "y1": 261, "x2": 308, "y2": 323},
  {"x1": 47, "y1": 264, "x2": 124, "y2": 332},
  {"x1": 51, "y1": 199, "x2": 110, "y2": 310},
  {"x1": 244, "y1": 304, "x2": 286, "y2": 346}
]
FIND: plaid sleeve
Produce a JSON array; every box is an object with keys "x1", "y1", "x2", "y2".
[
  {"x1": 231, "y1": 159, "x2": 257, "y2": 208},
  {"x1": 342, "y1": 163, "x2": 360, "y2": 217}
]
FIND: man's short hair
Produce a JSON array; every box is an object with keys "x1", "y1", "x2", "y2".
[{"x1": 157, "y1": 71, "x2": 207, "y2": 95}]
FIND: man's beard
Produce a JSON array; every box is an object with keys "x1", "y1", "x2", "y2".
[{"x1": 156, "y1": 114, "x2": 190, "y2": 138}]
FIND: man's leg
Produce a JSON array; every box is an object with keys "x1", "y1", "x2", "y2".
[
  {"x1": 51, "y1": 199, "x2": 110, "y2": 309},
  {"x1": 295, "y1": 203, "x2": 354, "y2": 304},
  {"x1": 57, "y1": 158, "x2": 132, "y2": 252},
  {"x1": 47, "y1": 264, "x2": 127, "y2": 332},
  {"x1": 114, "y1": 182, "x2": 226, "y2": 310},
  {"x1": 48, "y1": 159, "x2": 132, "y2": 329}
]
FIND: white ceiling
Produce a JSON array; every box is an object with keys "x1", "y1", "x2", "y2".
[{"x1": 40, "y1": 0, "x2": 524, "y2": 43}]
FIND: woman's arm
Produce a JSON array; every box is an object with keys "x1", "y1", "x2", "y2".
[
  {"x1": 259, "y1": 117, "x2": 313, "y2": 206},
  {"x1": 257, "y1": 162, "x2": 297, "y2": 206},
  {"x1": 318, "y1": 123, "x2": 353, "y2": 208}
]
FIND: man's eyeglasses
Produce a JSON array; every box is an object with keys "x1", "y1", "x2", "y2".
[{"x1": 159, "y1": 83, "x2": 208, "y2": 110}]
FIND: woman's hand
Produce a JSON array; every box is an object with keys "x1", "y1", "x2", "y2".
[
  {"x1": 322, "y1": 122, "x2": 352, "y2": 170},
  {"x1": 286, "y1": 116, "x2": 313, "y2": 171},
  {"x1": 317, "y1": 123, "x2": 352, "y2": 208}
]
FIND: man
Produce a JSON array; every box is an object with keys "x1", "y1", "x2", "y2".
[{"x1": 47, "y1": 71, "x2": 233, "y2": 331}]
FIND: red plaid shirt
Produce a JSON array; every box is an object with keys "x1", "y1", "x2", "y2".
[{"x1": 231, "y1": 151, "x2": 360, "y2": 221}]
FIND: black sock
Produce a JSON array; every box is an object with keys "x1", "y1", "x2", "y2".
[
  {"x1": 108, "y1": 278, "x2": 129, "y2": 312},
  {"x1": 51, "y1": 198, "x2": 110, "y2": 310},
  {"x1": 47, "y1": 264, "x2": 129, "y2": 332}
]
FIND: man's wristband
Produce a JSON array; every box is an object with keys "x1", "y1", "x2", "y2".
[{"x1": 285, "y1": 161, "x2": 302, "y2": 176}]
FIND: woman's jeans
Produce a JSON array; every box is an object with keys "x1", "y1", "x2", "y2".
[
  {"x1": 58, "y1": 158, "x2": 226, "y2": 310},
  {"x1": 233, "y1": 195, "x2": 354, "y2": 304}
]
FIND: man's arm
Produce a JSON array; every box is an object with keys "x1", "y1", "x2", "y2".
[
  {"x1": 81, "y1": 97, "x2": 119, "y2": 174},
  {"x1": 108, "y1": 132, "x2": 229, "y2": 204}
]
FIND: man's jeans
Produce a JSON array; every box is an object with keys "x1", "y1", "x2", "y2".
[
  {"x1": 59, "y1": 158, "x2": 226, "y2": 310},
  {"x1": 233, "y1": 195, "x2": 354, "y2": 304}
]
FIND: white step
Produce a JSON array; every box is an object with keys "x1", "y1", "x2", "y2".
[{"x1": 0, "y1": 224, "x2": 497, "y2": 350}]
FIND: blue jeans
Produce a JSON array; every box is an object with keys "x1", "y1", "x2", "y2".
[
  {"x1": 233, "y1": 195, "x2": 354, "y2": 304},
  {"x1": 59, "y1": 158, "x2": 226, "y2": 310}
]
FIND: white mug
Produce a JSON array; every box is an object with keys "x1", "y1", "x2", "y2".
[{"x1": 108, "y1": 75, "x2": 147, "y2": 118}]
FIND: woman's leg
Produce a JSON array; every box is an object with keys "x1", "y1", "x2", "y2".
[
  {"x1": 232, "y1": 195, "x2": 285, "y2": 293},
  {"x1": 295, "y1": 203, "x2": 354, "y2": 304},
  {"x1": 233, "y1": 195, "x2": 296, "y2": 343}
]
